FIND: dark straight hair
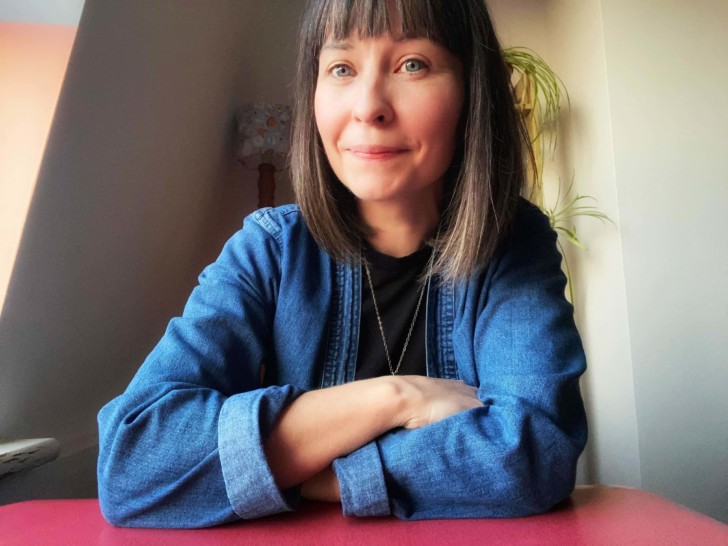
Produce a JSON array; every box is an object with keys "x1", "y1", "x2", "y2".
[{"x1": 290, "y1": 0, "x2": 532, "y2": 282}]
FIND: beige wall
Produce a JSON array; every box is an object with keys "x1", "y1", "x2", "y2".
[
  {"x1": 543, "y1": 0, "x2": 641, "y2": 489},
  {"x1": 491, "y1": 0, "x2": 727, "y2": 522},
  {"x1": 601, "y1": 0, "x2": 728, "y2": 522}
]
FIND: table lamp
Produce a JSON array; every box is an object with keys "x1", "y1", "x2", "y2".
[{"x1": 237, "y1": 103, "x2": 292, "y2": 208}]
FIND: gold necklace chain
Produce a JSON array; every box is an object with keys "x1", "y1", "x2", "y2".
[{"x1": 361, "y1": 248, "x2": 434, "y2": 375}]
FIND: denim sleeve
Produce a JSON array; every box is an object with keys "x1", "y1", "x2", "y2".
[
  {"x1": 333, "y1": 204, "x2": 588, "y2": 519},
  {"x1": 97, "y1": 213, "x2": 304, "y2": 528}
]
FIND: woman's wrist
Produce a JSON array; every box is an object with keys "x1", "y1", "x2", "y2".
[{"x1": 379, "y1": 375, "x2": 415, "y2": 429}]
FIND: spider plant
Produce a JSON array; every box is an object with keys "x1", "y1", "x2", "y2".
[
  {"x1": 504, "y1": 47, "x2": 570, "y2": 206},
  {"x1": 543, "y1": 179, "x2": 614, "y2": 302},
  {"x1": 504, "y1": 47, "x2": 612, "y2": 303},
  {"x1": 503, "y1": 46, "x2": 570, "y2": 151}
]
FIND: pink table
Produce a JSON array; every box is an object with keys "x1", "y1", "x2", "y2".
[{"x1": 1, "y1": 486, "x2": 726, "y2": 545}]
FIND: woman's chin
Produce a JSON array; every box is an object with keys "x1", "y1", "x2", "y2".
[{"x1": 343, "y1": 184, "x2": 399, "y2": 204}]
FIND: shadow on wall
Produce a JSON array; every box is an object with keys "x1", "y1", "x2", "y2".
[{"x1": 0, "y1": 0, "x2": 304, "y2": 502}]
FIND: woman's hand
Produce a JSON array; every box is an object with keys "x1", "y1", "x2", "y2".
[
  {"x1": 395, "y1": 376, "x2": 483, "y2": 430},
  {"x1": 300, "y1": 466, "x2": 341, "y2": 503}
]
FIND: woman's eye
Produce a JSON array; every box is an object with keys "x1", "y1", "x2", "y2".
[
  {"x1": 401, "y1": 59, "x2": 426, "y2": 73},
  {"x1": 331, "y1": 64, "x2": 353, "y2": 78}
]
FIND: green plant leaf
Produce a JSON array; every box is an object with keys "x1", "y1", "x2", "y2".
[{"x1": 503, "y1": 47, "x2": 570, "y2": 153}]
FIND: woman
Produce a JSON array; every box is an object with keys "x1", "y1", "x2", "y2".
[{"x1": 98, "y1": 0, "x2": 587, "y2": 528}]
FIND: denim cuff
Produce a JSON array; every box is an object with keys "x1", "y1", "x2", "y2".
[
  {"x1": 218, "y1": 385, "x2": 303, "y2": 519},
  {"x1": 333, "y1": 441, "x2": 390, "y2": 517}
]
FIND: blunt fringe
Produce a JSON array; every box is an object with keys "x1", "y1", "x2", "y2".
[{"x1": 291, "y1": 0, "x2": 533, "y2": 282}]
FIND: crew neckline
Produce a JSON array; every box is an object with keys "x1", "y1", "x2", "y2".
[{"x1": 362, "y1": 243, "x2": 433, "y2": 273}]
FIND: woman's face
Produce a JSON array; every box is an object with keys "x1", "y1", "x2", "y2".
[{"x1": 314, "y1": 32, "x2": 464, "y2": 210}]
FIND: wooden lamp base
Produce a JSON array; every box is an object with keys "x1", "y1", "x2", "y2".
[{"x1": 257, "y1": 163, "x2": 276, "y2": 208}]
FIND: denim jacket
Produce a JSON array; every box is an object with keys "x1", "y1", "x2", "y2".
[{"x1": 97, "y1": 200, "x2": 587, "y2": 528}]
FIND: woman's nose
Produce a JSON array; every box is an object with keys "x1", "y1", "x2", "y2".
[{"x1": 351, "y1": 75, "x2": 393, "y2": 124}]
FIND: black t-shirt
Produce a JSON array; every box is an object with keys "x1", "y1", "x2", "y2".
[{"x1": 355, "y1": 244, "x2": 432, "y2": 380}]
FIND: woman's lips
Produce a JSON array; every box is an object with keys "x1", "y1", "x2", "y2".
[{"x1": 347, "y1": 146, "x2": 407, "y2": 160}]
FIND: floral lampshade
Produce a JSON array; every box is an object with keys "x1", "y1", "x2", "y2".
[
  {"x1": 238, "y1": 104, "x2": 291, "y2": 168},
  {"x1": 237, "y1": 103, "x2": 292, "y2": 208}
]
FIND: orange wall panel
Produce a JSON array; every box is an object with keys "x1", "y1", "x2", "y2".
[{"x1": 0, "y1": 22, "x2": 77, "y2": 313}]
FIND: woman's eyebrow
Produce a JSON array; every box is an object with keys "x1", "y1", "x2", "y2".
[{"x1": 321, "y1": 41, "x2": 352, "y2": 52}]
